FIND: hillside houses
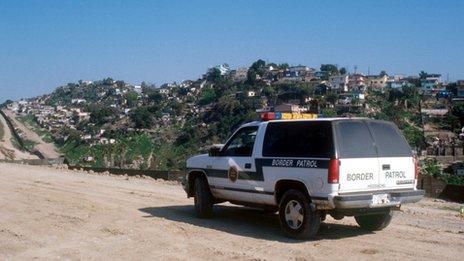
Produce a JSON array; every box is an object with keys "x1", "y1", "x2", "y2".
[
  {"x1": 347, "y1": 74, "x2": 366, "y2": 91},
  {"x1": 421, "y1": 74, "x2": 442, "y2": 93},
  {"x1": 365, "y1": 74, "x2": 388, "y2": 89},
  {"x1": 7, "y1": 60, "x2": 458, "y2": 157},
  {"x1": 329, "y1": 75, "x2": 349, "y2": 93},
  {"x1": 230, "y1": 68, "x2": 248, "y2": 82}
]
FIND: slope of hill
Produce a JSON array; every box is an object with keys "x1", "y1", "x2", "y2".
[
  {"x1": 6, "y1": 60, "x2": 452, "y2": 170},
  {"x1": 0, "y1": 112, "x2": 38, "y2": 160}
]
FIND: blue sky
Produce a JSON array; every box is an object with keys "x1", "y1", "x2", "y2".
[{"x1": 1, "y1": 0, "x2": 463, "y2": 102}]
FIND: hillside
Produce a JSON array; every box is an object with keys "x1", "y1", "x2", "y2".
[{"x1": 3, "y1": 60, "x2": 462, "y2": 171}]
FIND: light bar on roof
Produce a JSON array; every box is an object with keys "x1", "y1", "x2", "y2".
[{"x1": 260, "y1": 112, "x2": 318, "y2": 121}]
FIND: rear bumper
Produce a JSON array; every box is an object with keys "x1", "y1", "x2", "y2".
[{"x1": 332, "y1": 189, "x2": 425, "y2": 209}]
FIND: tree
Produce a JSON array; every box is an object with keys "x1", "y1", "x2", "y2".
[
  {"x1": 199, "y1": 87, "x2": 217, "y2": 106},
  {"x1": 446, "y1": 82, "x2": 457, "y2": 96},
  {"x1": 419, "y1": 71, "x2": 428, "y2": 80},
  {"x1": 124, "y1": 92, "x2": 139, "y2": 108},
  {"x1": 247, "y1": 59, "x2": 266, "y2": 84},
  {"x1": 339, "y1": 67, "x2": 347, "y2": 75},
  {"x1": 326, "y1": 93, "x2": 338, "y2": 105},
  {"x1": 88, "y1": 105, "x2": 118, "y2": 125},
  {"x1": 279, "y1": 63, "x2": 289, "y2": 70},
  {"x1": 320, "y1": 64, "x2": 339, "y2": 80},
  {"x1": 175, "y1": 125, "x2": 200, "y2": 146},
  {"x1": 0, "y1": 100, "x2": 13, "y2": 108},
  {"x1": 148, "y1": 92, "x2": 163, "y2": 104},
  {"x1": 103, "y1": 77, "x2": 114, "y2": 85},
  {"x1": 130, "y1": 106, "x2": 154, "y2": 129},
  {"x1": 380, "y1": 70, "x2": 388, "y2": 77},
  {"x1": 206, "y1": 68, "x2": 221, "y2": 83},
  {"x1": 451, "y1": 103, "x2": 464, "y2": 126}
]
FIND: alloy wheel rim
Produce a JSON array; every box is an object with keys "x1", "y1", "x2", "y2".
[{"x1": 285, "y1": 200, "x2": 304, "y2": 229}]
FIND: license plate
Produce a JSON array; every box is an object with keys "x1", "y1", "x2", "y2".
[{"x1": 372, "y1": 193, "x2": 390, "y2": 205}]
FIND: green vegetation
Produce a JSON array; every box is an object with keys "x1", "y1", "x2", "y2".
[
  {"x1": 421, "y1": 158, "x2": 442, "y2": 176},
  {"x1": 22, "y1": 139, "x2": 38, "y2": 151},
  {"x1": 421, "y1": 158, "x2": 464, "y2": 185},
  {"x1": 10, "y1": 136, "x2": 25, "y2": 152},
  {"x1": 439, "y1": 174, "x2": 464, "y2": 186},
  {"x1": 0, "y1": 100, "x2": 13, "y2": 108},
  {"x1": 61, "y1": 132, "x2": 198, "y2": 171},
  {"x1": 365, "y1": 87, "x2": 425, "y2": 150},
  {"x1": 62, "y1": 133, "x2": 154, "y2": 168},
  {"x1": 17, "y1": 114, "x2": 54, "y2": 143},
  {"x1": 320, "y1": 64, "x2": 340, "y2": 80},
  {"x1": 33, "y1": 60, "x2": 459, "y2": 173}
]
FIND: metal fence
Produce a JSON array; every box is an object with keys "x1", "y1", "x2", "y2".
[{"x1": 67, "y1": 165, "x2": 185, "y2": 181}]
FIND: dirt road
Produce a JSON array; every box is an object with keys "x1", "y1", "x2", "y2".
[
  {"x1": 1, "y1": 163, "x2": 463, "y2": 260},
  {"x1": 0, "y1": 113, "x2": 38, "y2": 160},
  {"x1": 2, "y1": 109, "x2": 60, "y2": 158}
]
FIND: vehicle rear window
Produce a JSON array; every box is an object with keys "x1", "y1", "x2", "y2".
[
  {"x1": 263, "y1": 121, "x2": 334, "y2": 158},
  {"x1": 335, "y1": 121, "x2": 377, "y2": 158},
  {"x1": 367, "y1": 121, "x2": 412, "y2": 157}
]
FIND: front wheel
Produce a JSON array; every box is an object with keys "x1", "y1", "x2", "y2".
[
  {"x1": 278, "y1": 189, "x2": 320, "y2": 239},
  {"x1": 354, "y1": 210, "x2": 393, "y2": 231},
  {"x1": 194, "y1": 177, "x2": 214, "y2": 218}
]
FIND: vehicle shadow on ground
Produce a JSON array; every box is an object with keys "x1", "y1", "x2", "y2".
[{"x1": 139, "y1": 204, "x2": 372, "y2": 242}]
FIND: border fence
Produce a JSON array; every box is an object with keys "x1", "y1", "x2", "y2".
[{"x1": 67, "y1": 165, "x2": 185, "y2": 181}]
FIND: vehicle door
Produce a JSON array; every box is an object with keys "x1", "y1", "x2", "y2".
[
  {"x1": 335, "y1": 120, "x2": 382, "y2": 192},
  {"x1": 366, "y1": 121, "x2": 415, "y2": 190},
  {"x1": 209, "y1": 126, "x2": 259, "y2": 202},
  {"x1": 254, "y1": 121, "x2": 335, "y2": 205}
]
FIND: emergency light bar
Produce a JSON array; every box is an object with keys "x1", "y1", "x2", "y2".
[{"x1": 260, "y1": 112, "x2": 318, "y2": 121}]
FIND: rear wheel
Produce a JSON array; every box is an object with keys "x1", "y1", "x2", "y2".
[
  {"x1": 278, "y1": 189, "x2": 320, "y2": 239},
  {"x1": 194, "y1": 177, "x2": 213, "y2": 218},
  {"x1": 355, "y1": 210, "x2": 393, "y2": 231}
]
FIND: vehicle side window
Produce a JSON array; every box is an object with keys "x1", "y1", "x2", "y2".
[
  {"x1": 222, "y1": 127, "x2": 259, "y2": 157},
  {"x1": 262, "y1": 121, "x2": 334, "y2": 158}
]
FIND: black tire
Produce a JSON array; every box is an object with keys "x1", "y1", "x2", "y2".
[
  {"x1": 194, "y1": 177, "x2": 213, "y2": 218},
  {"x1": 354, "y1": 210, "x2": 393, "y2": 231},
  {"x1": 330, "y1": 213, "x2": 345, "y2": 220},
  {"x1": 278, "y1": 189, "x2": 321, "y2": 239}
]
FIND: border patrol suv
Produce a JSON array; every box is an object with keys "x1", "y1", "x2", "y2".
[{"x1": 183, "y1": 115, "x2": 424, "y2": 239}]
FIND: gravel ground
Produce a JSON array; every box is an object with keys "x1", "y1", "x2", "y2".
[{"x1": 0, "y1": 163, "x2": 463, "y2": 260}]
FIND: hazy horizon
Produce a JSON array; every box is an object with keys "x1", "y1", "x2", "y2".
[{"x1": 1, "y1": 0, "x2": 463, "y2": 102}]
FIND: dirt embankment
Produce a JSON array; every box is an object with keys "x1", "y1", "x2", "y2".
[
  {"x1": 0, "y1": 112, "x2": 38, "y2": 160},
  {"x1": 0, "y1": 163, "x2": 463, "y2": 260},
  {"x1": 2, "y1": 109, "x2": 60, "y2": 158}
]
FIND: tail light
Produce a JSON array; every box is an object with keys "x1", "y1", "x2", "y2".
[
  {"x1": 328, "y1": 159, "x2": 340, "y2": 183},
  {"x1": 413, "y1": 157, "x2": 420, "y2": 179}
]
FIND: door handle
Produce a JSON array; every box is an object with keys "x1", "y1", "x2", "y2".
[{"x1": 244, "y1": 163, "x2": 252, "y2": 169}]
